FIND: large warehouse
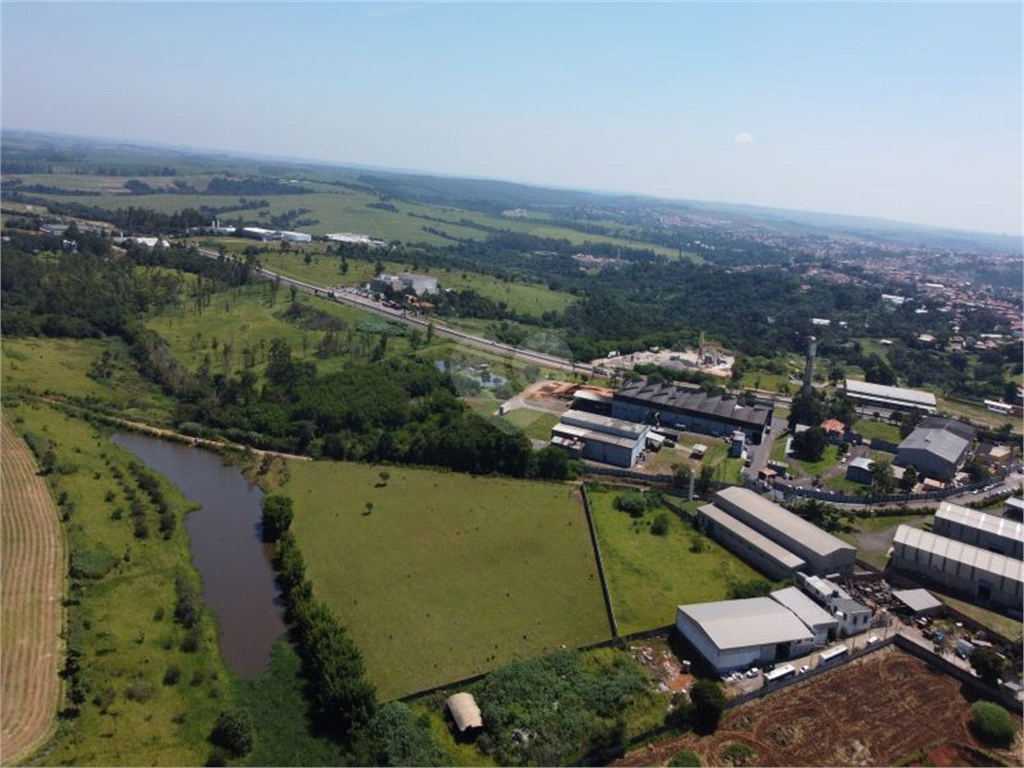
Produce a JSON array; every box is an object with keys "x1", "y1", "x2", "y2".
[
  {"x1": 844, "y1": 379, "x2": 937, "y2": 414},
  {"x1": 932, "y1": 502, "x2": 1024, "y2": 560},
  {"x1": 890, "y1": 525, "x2": 1024, "y2": 611},
  {"x1": 710, "y1": 487, "x2": 857, "y2": 575},
  {"x1": 550, "y1": 411, "x2": 650, "y2": 468},
  {"x1": 612, "y1": 381, "x2": 772, "y2": 444},
  {"x1": 895, "y1": 419, "x2": 974, "y2": 481},
  {"x1": 676, "y1": 598, "x2": 816, "y2": 674},
  {"x1": 697, "y1": 504, "x2": 807, "y2": 580}
]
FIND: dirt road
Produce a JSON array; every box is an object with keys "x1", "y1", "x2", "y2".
[{"x1": 1, "y1": 418, "x2": 66, "y2": 766}]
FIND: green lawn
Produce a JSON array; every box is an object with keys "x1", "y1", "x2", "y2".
[
  {"x1": 284, "y1": 462, "x2": 610, "y2": 700},
  {"x1": 937, "y1": 396, "x2": 1017, "y2": 431},
  {"x1": 787, "y1": 443, "x2": 846, "y2": 479},
  {"x1": 10, "y1": 405, "x2": 233, "y2": 767},
  {"x1": 1, "y1": 336, "x2": 174, "y2": 422},
  {"x1": 499, "y1": 409, "x2": 560, "y2": 441},
  {"x1": 588, "y1": 488, "x2": 770, "y2": 635},
  {"x1": 853, "y1": 418, "x2": 902, "y2": 443},
  {"x1": 822, "y1": 473, "x2": 868, "y2": 495}
]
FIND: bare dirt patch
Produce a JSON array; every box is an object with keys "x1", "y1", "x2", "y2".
[
  {"x1": 0, "y1": 418, "x2": 66, "y2": 765},
  {"x1": 613, "y1": 646, "x2": 1023, "y2": 767}
]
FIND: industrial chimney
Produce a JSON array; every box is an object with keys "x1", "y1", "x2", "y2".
[{"x1": 802, "y1": 335, "x2": 817, "y2": 396}]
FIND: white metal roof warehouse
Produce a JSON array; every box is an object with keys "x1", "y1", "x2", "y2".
[
  {"x1": 891, "y1": 525, "x2": 1023, "y2": 610},
  {"x1": 676, "y1": 598, "x2": 815, "y2": 673},
  {"x1": 697, "y1": 504, "x2": 806, "y2": 580},
  {"x1": 933, "y1": 502, "x2": 1024, "y2": 559},
  {"x1": 844, "y1": 379, "x2": 937, "y2": 413},
  {"x1": 713, "y1": 487, "x2": 857, "y2": 575}
]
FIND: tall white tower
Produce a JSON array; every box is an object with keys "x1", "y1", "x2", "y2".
[{"x1": 802, "y1": 336, "x2": 817, "y2": 396}]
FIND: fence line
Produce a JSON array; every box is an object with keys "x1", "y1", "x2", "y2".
[
  {"x1": 580, "y1": 484, "x2": 620, "y2": 639},
  {"x1": 892, "y1": 634, "x2": 1023, "y2": 715},
  {"x1": 774, "y1": 474, "x2": 1000, "y2": 506}
]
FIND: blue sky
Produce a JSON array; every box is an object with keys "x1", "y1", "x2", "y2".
[{"x1": 3, "y1": 2, "x2": 1022, "y2": 235}]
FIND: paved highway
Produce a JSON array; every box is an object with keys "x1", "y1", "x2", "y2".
[{"x1": 197, "y1": 249, "x2": 592, "y2": 375}]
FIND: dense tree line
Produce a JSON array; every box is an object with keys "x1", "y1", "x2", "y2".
[
  {"x1": 0, "y1": 240, "x2": 248, "y2": 338},
  {"x1": 204, "y1": 176, "x2": 315, "y2": 195}
]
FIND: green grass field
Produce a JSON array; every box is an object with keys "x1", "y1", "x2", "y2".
[
  {"x1": 240, "y1": 246, "x2": 578, "y2": 318},
  {"x1": 284, "y1": 462, "x2": 610, "y2": 700},
  {"x1": 1, "y1": 337, "x2": 175, "y2": 422},
  {"x1": 18, "y1": 175, "x2": 689, "y2": 257},
  {"x1": 587, "y1": 488, "x2": 770, "y2": 635},
  {"x1": 787, "y1": 443, "x2": 847, "y2": 479},
  {"x1": 853, "y1": 418, "x2": 902, "y2": 443},
  {"x1": 9, "y1": 405, "x2": 233, "y2": 767},
  {"x1": 498, "y1": 409, "x2": 559, "y2": 441}
]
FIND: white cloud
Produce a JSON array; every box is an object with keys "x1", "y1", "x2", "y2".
[{"x1": 734, "y1": 132, "x2": 753, "y2": 143}]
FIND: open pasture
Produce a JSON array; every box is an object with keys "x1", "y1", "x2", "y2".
[
  {"x1": 587, "y1": 488, "x2": 768, "y2": 635},
  {"x1": 285, "y1": 461, "x2": 610, "y2": 700},
  {"x1": 615, "y1": 646, "x2": 1023, "y2": 767},
  {"x1": 145, "y1": 282, "x2": 425, "y2": 379},
  {"x1": 21, "y1": 177, "x2": 686, "y2": 256},
  {"x1": 247, "y1": 247, "x2": 578, "y2": 318},
  {"x1": 1, "y1": 336, "x2": 174, "y2": 422}
]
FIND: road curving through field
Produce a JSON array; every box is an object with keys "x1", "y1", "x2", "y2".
[{"x1": 0, "y1": 418, "x2": 66, "y2": 766}]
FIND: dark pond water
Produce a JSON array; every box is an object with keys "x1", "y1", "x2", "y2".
[{"x1": 112, "y1": 432, "x2": 286, "y2": 678}]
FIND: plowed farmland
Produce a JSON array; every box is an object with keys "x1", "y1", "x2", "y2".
[
  {"x1": 0, "y1": 418, "x2": 65, "y2": 765},
  {"x1": 614, "y1": 646, "x2": 1023, "y2": 767}
]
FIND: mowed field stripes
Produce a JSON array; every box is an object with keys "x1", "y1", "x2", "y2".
[{"x1": 1, "y1": 418, "x2": 65, "y2": 766}]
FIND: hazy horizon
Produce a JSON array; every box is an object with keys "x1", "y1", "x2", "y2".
[{"x1": 3, "y1": 2, "x2": 1022, "y2": 236}]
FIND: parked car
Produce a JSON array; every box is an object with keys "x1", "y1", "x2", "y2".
[{"x1": 799, "y1": 665, "x2": 810, "y2": 674}]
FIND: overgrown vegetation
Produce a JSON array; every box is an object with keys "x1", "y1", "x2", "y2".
[
  {"x1": 472, "y1": 650, "x2": 651, "y2": 766},
  {"x1": 969, "y1": 701, "x2": 1018, "y2": 747}
]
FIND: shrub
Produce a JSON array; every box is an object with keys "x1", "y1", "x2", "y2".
[
  {"x1": 182, "y1": 625, "x2": 204, "y2": 653},
  {"x1": 614, "y1": 493, "x2": 647, "y2": 518},
  {"x1": 359, "y1": 701, "x2": 442, "y2": 767},
  {"x1": 69, "y1": 547, "x2": 119, "y2": 579},
  {"x1": 123, "y1": 680, "x2": 157, "y2": 702},
  {"x1": 970, "y1": 701, "x2": 1017, "y2": 747},
  {"x1": 651, "y1": 513, "x2": 670, "y2": 536},
  {"x1": 722, "y1": 742, "x2": 754, "y2": 766},
  {"x1": 210, "y1": 708, "x2": 254, "y2": 758},
  {"x1": 163, "y1": 665, "x2": 181, "y2": 686},
  {"x1": 689, "y1": 680, "x2": 725, "y2": 734},
  {"x1": 727, "y1": 578, "x2": 773, "y2": 600},
  {"x1": 970, "y1": 647, "x2": 1005, "y2": 686},
  {"x1": 261, "y1": 494, "x2": 294, "y2": 543},
  {"x1": 669, "y1": 750, "x2": 702, "y2": 767}
]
